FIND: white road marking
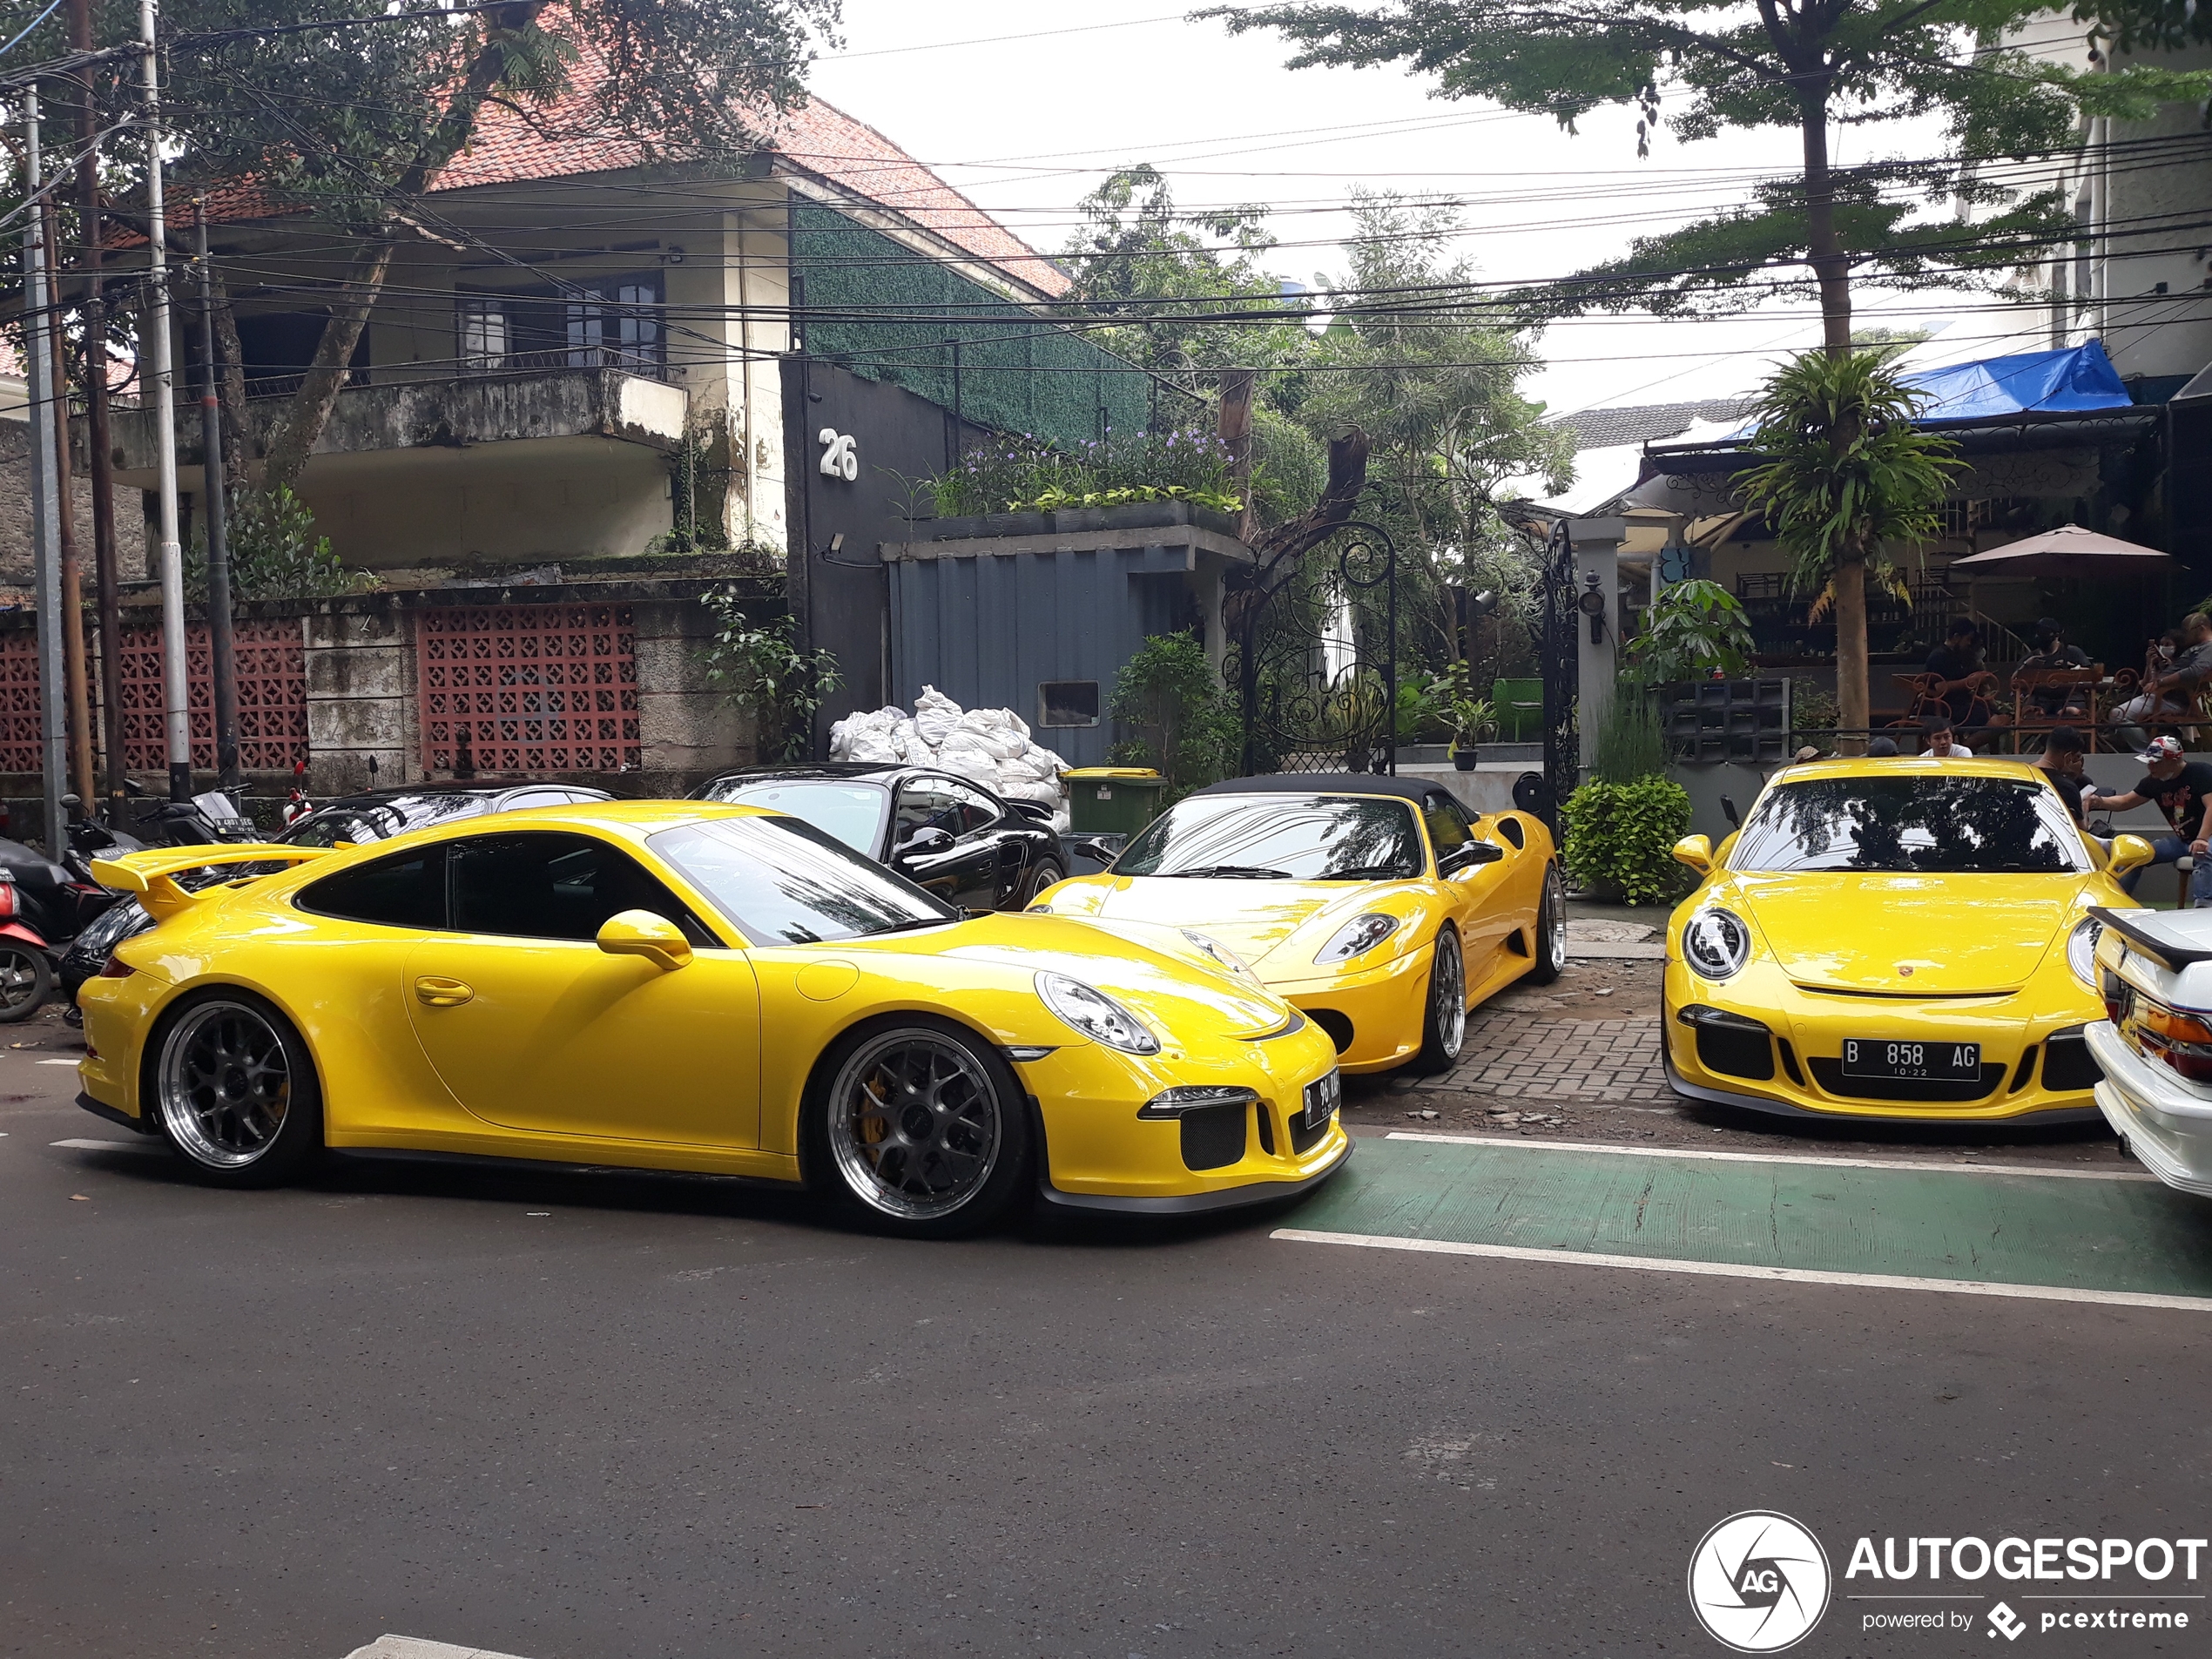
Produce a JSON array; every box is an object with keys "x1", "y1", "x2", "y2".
[
  {"x1": 343, "y1": 1636, "x2": 543, "y2": 1659},
  {"x1": 36, "y1": 1058, "x2": 77, "y2": 1066},
  {"x1": 49, "y1": 1137, "x2": 163, "y2": 1154},
  {"x1": 1272, "y1": 1228, "x2": 2212, "y2": 1312},
  {"x1": 1385, "y1": 1130, "x2": 2159, "y2": 1182}
]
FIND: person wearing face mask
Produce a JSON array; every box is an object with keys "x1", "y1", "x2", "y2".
[{"x1": 2113, "y1": 617, "x2": 2212, "y2": 751}]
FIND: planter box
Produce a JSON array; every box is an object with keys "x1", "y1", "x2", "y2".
[{"x1": 910, "y1": 501, "x2": 1239, "y2": 544}]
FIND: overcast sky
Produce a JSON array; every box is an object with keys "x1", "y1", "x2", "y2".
[{"x1": 806, "y1": 0, "x2": 2065, "y2": 437}]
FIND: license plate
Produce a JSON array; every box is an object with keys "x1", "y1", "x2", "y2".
[
  {"x1": 1303, "y1": 1070, "x2": 1342, "y2": 1130},
  {"x1": 1841, "y1": 1038, "x2": 1980, "y2": 1081}
]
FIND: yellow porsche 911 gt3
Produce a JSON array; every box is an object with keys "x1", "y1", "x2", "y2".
[
  {"x1": 73, "y1": 803, "x2": 1349, "y2": 1235},
  {"x1": 1664, "y1": 756, "x2": 2150, "y2": 1123},
  {"x1": 1030, "y1": 774, "x2": 1564, "y2": 1075}
]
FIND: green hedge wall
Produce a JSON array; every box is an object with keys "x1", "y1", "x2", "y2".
[{"x1": 790, "y1": 201, "x2": 1157, "y2": 449}]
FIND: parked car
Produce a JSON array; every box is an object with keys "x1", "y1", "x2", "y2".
[
  {"x1": 59, "y1": 782, "x2": 614, "y2": 1012},
  {"x1": 691, "y1": 763, "x2": 1066, "y2": 912},
  {"x1": 1662, "y1": 755, "x2": 2141, "y2": 1123},
  {"x1": 2085, "y1": 907, "x2": 2212, "y2": 1196},
  {"x1": 1030, "y1": 773, "x2": 1563, "y2": 1075},
  {"x1": 75, "y1": 802, "x2": 1347, "y2": 1235}
]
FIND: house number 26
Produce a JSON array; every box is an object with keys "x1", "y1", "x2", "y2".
[{"x1": 817, "y1": 428, "x2": 859, "y2": 481}]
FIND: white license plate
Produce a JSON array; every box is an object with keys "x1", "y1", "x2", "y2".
[
  {"x1": 1303, "y1": 1070, "x2": 1341, "y2": 1130},
  {"x1": 1841, "y1": 1038, "x2": 1981, "y2": 1081}
]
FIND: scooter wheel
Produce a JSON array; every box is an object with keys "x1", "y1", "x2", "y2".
[{"x1": 0, "y1": 945, "x2": 51, "y2": 1023}]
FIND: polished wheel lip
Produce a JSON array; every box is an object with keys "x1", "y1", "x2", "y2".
[
  {"x1": 1546, "y1": 870, "x2": 1568, "y2": 966},
  {"x1": 1435, "y1": 931, "x2": 1467, "y2": 1057},
  {"x1": 827, "y1": 1029, "x2": 1003, "y2": 1221},
  {"x1": 157, "y1": 1000, "x2": 292, "y2": 1169}
]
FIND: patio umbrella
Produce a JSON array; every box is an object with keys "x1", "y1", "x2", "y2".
[{"x1": 1948, "y1": 523, "x2": 2174, "y2": 577}]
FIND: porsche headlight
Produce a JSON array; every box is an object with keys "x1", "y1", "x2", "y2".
[
  {"x1": 1182, "y1": 929, "x2": 1257, "y2": 981},
  {"x1": 1026, "y1": 902, "x2": 1053, "y2": 914},
  {"x1": 1317, "y1": 912, "x2": 1402, "y2": 966},
  {"x1": 1683, "y1": 908, "x2": 1752, "y2": 980},
  {"x1": 1035, "y1": 971, "x2": 1160, "y2": 1055},
  {"x1": 2067, "y1": 916, "x2": 2102, "y2": 988}
]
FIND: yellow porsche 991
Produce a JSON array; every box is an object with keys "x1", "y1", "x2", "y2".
[
  {"x1": 1030, "y1": 774, "x2": 1565, "y2": 1075},
  {"x1": 73, "y1": 803, "x2": 1349, "y2": 1236},
  {"x1": 1664, "y1": 757, "x2": 2149, "y2": 1123}
]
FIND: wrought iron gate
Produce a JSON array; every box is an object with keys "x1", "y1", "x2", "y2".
[
  {"x1": 1538, "y1": 518, "x2": 1577, "y2": 835},
  {"x1": 1234, "y1": 519, "x2": 1398, "y2": 777}
]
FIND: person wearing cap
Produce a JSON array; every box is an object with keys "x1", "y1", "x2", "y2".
[
  {"x1": 2082, "y1": 734, "x2": 2212, "y2": 903},
  {"x1": 2012, "y1": 617, "x2": 2091, "y2": 720},
  {"x1": 1865, "y1": 736, "x2": 1901, "y2": 757}
]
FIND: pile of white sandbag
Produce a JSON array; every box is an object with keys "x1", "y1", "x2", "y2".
[{"x1": 830, "y1": 686, "x2": 1072, "y2": 833}]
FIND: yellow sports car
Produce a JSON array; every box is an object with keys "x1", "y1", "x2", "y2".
[
  {"x1": 1030, "y1": 774, "x2": 1564, "y2": 1075},
  {"x1": 72, "y1": 803, "x2": 1348, "y2": 1235},
  {"x1": 1664, "y1": 756, "x2": 2149, "y2": 1122}
]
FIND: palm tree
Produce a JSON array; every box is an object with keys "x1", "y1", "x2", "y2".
[{"x1": 1735, "y1": 351, "x2": 1962, "y2": 752}]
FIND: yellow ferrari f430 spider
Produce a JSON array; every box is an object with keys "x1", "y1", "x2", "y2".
[
  {"x1": 1664, "y1": 756, "x2": 2149, "y2": 1123},
  {"x1": 73, "y1": 803, "x2": 1350, "y2": 1235},
  {"x1": 1030, "y1": 774, "x2": 1564, "y2": 1075}
]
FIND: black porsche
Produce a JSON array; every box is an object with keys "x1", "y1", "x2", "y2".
[{"x1": 690, "y1": 762, "x2": 1068, "y2": 912}]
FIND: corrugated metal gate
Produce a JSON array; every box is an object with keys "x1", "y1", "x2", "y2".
[{"x1": 415, "y1": 603, "x2": 640, "y2": 775}]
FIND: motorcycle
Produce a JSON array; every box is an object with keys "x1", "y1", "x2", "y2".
[{"x1": 0, "y1": 832, "x2": 125, "y2": 1024}]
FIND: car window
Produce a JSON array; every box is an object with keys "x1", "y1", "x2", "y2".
[
  {"x1": 448, "y1": 831, "x2": 712, "y2": 943},
  {"x1": 502, "y1": 789, "x2": 578, "y2": 811},
  {"x1": 893, "y1": 782, "x2": 966, "y2": 847},
  {"x1": 297, "y1": 846, "x2": 448, "y2": 929},
  {"x1": 705, "y1": 780, "x2": 891, "y2": 855},
  {"x1": 1117, "y1": 795, "x2": 1424, "y2": 881},
  {"x1": 941, "y1": 779, "x2": 1001, "y2": 834},
  {"x1": 1422, "y1": 793, "x2": 1474, "y2": 855},
  {"x1": 1730, "y1": 777, "x2": 2089, "y2": 873},
  {"x1": 281, "y1": 810, "x2": 386, "y2": 847},
  {"x1": 651, "y1": 816, "x2": 957, "y2": 945}
]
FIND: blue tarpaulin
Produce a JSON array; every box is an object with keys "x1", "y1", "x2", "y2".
[{"x1": 1718, "y1": 341, "x2": 2133, "y2": 441}]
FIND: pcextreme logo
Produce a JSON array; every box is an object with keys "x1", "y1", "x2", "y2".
[{"x1": 1688, "y1": 1511, "x2": 1833, "y2": 1653}]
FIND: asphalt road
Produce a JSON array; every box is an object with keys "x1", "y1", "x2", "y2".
[{"x1": 4, "y1": 1033, "x2": 2209, "y2": 1659}]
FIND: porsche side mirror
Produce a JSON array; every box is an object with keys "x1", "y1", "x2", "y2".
[
  {"x1": 2108, "y1": 833, "x2": 2157, "y2": 876},
  {"x1": 597, "y1": 908, "x2": 693, "y2": 972},
  {"x1": 898, "y1": 826, "x2": 955, "y2": 859},
  {"x1": 1673, "y1": 834, "x2": 1715, "y2": 874},
  {"x1": 1439, "y1": 841, "x2": 1503, "y2": 876}
]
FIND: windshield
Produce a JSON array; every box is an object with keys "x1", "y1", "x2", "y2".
[
  {"x1": 1117, "y1": 794, "x2": 1425, "y2": 880},
  {"x1": 649, "y1": 815, "x2": 956, "y2": 944},
  {"x1": 1730, "y1": 776, "x2": 2089, "y2": 874},
  {"x1": 692, "y1": 779, "x2": 889, "y2": 855}
]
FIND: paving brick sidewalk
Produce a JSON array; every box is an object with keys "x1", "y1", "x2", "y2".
[{"x1": 1380, "y1": 1013, "x2": 1676, "y2": 1107}]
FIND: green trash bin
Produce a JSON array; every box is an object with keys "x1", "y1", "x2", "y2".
[{"x1": 1065, "y1": 767, "x2": 1166, "y2": 837}]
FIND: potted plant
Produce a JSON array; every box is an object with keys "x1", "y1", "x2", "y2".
[{"x1": 1447, "y1": 692, "x2": 1495, "y2": 769}]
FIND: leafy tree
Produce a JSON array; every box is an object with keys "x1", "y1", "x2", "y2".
[
  {"x1": 1213, "y1": 1, "x2": 2212, "y2": 350},
  {"x1": 1109, "y1": 632, "x2": 1238, "y2": 799},
  {"x1": 21, "y1": 0, "x2": 837, "y2": 493},
  {"x1": 698, "y1": 592, "x2": 840, "y2": 763},
  {"x1": 186, "y1": 485, "x2": 374, "y2": 601},
  {"x1": 1734, "y1": 348, "x2": 1963, "y2": 746},
  {"x1": 1625, "y1": 577, "x2": 1757, "y2": 683}
]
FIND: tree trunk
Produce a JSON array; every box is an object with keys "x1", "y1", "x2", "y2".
[
  {"x1": 1798, "y1": 89, "x2": 1851, "y2": 355},
  {"x1": 1834, "y1": 555, "x2": 1869, "y2": 752},
  {"x1": 258, "y1": 20, "x2": 530, "y2": 493}
]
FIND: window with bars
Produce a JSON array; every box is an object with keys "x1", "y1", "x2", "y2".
[{"x1": 454, "y1": 273, "x2": 666, "y2": 377}]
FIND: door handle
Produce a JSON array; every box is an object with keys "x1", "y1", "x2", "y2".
[{"x1": 414, "y1": 975, "x2": 474, "y2": 1008}]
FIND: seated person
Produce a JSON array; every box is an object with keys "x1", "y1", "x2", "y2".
[
  {"x1": 2011, "y1": 617, "x2": 2092, "y2": 718},
  {"x1": 1923, "y1": 618, "x2": 1990, "y2": 730},
  {"x1": 1865, "y1": 736, "x2": 1902, "y2": 757},
  {"x1": 2082, "y1": 734, "x2": 2212, "y2": 907},
  {"x1": 1922, "y1": 718, "x2": 1973, "y2": 758},
  {"x1": 2034, "y1": 725, "x2": 2090, "y2": 826},
  {"x1": 2114, "y1": 613, "x2": 2212, "y2": 749}
]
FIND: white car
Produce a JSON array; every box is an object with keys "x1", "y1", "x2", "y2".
[{"x1": 2085, "y1": 907, "x2": 2212, "y2": 1197}]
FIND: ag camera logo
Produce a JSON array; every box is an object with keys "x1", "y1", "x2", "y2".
[{"x1": 1689, "y1": 1511, "x2": 1832, "y2": 1652}]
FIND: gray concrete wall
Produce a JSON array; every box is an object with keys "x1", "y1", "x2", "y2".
[
  {"x1": 304, "y1": 602, "x2": 412, "y2": 795},
  {"x1": 632, "y1": 596, "x2": 759, "y2": 791}
]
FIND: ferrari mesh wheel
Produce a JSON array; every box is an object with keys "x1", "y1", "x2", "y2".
[
  {"x1": 152, "y1": 992, "x2": 322, "y2": 1185},
  {"x1": 1527, "y1": 864, "x2": 1568, "y2": 985},
  {"x1": 1411, "y1": 927, "x2": 1468, "y2": 1075},
  {"x1": 818, "y1": 1020, "x2": 1030, "y2": 1237}
]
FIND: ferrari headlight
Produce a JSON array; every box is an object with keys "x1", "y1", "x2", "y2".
[
  {"x1": 1316, "y1": 912, "x2": 1402, "y2": 965},
  {"x1": 1683, "y1": 907, "x2": 1752, "y2": 980},
  {"x1": 1035, "y1": 971, "x2": 1160, "y2": 1055},
  {"x1": 1182, "y1": 929, "x2": 1257, "y2": 981},
  {"x1": 2067, "y1": 916, "x2": 2102, "y2": 988}
]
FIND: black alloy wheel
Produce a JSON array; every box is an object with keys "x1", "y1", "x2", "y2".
[{"x1": 149, "y1": 990, "x2": 324, "y2": 1186}]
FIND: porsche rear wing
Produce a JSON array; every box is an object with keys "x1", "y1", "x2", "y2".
[{"x1": 91, "y1": 844, "x2": 335, "y2": 921}]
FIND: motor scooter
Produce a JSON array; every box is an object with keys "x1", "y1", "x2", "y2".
[{"x1": 0, "y1": 833, "x2": 122, "y2": 1023}]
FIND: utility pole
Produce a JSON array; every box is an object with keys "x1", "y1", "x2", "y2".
[
  {"x1": 71, "y1": 0, "x2": 126, "y2": 819},
  {"x1": 44, "y1": 192, "x2": 97, "y2": 813},
  {"x1": 22, "y1": 86, "x2": 67, "y2": 855},
  {"x1": 140, "y1": 0, "x2": 191, "y2": 801},
  {"x1": 194, "y1": 202, "x2": 239, "y2": 792}
]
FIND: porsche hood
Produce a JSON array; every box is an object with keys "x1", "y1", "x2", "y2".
[{"x1": 1721, "y1": 873, "x2": 2087, "y2": 995}]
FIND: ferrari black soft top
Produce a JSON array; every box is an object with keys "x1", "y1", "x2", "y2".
[{"x1": 1187, "y1": 772, "x2": 1441, "y2": 806}]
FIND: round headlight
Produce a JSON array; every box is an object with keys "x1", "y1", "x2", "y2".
[
  {"x1": 1035, "y1": 971, "x2": 1161, "y2": 1055},
  {"x1": 2067, "y1": 916, "x2": 2102, "y2": 987},
  {"x1": 1683, "y1": 907, "x2": 1752, "y2": 980}
]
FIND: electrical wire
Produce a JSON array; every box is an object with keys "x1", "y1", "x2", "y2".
[{"x1": 0, "y1": 0, "x2": 64, "y2": 61}]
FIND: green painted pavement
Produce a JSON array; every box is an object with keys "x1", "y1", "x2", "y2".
[{"x1": 1285, "y1": 1136, "x2": 2212, "y2": 1302}]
